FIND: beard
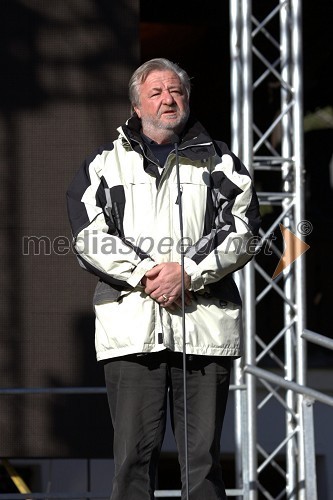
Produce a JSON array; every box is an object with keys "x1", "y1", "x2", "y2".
[{"x1": 141, "y1": 106, "x2": 190, "y2": 137}]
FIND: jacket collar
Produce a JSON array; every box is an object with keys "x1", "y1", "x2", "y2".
[{"x1": 120, "y1": 113, "x2": 217, "y2": 161}]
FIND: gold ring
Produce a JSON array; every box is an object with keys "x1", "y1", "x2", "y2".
[{"x1": 162, "y1": 294, "x2": 168, "y2": 302}]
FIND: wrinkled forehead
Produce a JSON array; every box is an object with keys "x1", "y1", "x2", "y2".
[{"x1": 140, "y1": 70, "x2": 183, "y2": 90}]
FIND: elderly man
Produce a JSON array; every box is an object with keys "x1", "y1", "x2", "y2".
[{"x1": 67, "y1": 58, "x2": 261, "y2": 500}]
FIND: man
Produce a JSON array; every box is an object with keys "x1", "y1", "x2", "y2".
[{"x1": 67, "y1": 58, "x2": 261, "y2": 500}]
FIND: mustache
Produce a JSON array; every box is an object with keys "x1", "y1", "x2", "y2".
[{"x1": 158, "y1": 106, "x2": 178, "y2": 116}]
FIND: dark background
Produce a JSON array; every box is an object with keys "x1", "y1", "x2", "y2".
[{"x1": 0, "y1": 0, "x2": 332, "y2": 457}]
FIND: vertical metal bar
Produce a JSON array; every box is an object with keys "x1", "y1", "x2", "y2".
[
  {"x1": 291, "y1": 0, "x2": 307, "y2": 498},
  {"x1": 302, "y1": 398, "x2": 318, "y2": 500},
  {"x1": 230, "y1": 2, "x2": 245, "y2": 498},
  {"x1": 230, "y1": 0, "x2": 242, "y2": 157},
  {"x1": 175, "y1": 143, "x2": 190, "y2": 500},
  {"x1": 241, "y1": 0, "x2": 253, "y2": 173},
  {"x1": 280, "y1": 1, "x2": 298, "y2": 497},
  {"x1": 240, "y1": 384, "x2": 251, "y2": 500},
  {"x1": 243, "y1": 268, "x2": 257, "y2": 500},
  {"x1": 292, "y1": 0, "x2": 306, "y2": 387},
  {"x1": 241, "y1": 1, "x2": 257, "y2": 499}
]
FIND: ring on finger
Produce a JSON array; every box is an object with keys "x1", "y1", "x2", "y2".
[{"x1": 162, "y1": 294, "x2": 169, "y2": 302}]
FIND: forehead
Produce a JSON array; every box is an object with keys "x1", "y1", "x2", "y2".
[{"x1": 141, "y1": 70, "x2": 182, "y2": 90}]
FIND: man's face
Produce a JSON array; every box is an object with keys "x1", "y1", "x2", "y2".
[{"x1": 134, "y1": 70, "x2": 189, "y2": 140}]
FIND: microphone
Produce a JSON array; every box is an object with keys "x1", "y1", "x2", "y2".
[
  {"x1": 174, "y1": 141, "x2": 190, "y2": 500},
  {"x1": 170, "y1": 133, "x2": 180, "y2": 145}
]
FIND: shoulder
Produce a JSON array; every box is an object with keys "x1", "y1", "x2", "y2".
[
  {"x1": 212, "y1": 139, "x2": 231, "y2": 157},
  {"x1": 85, "y1": 141, "x2": 116, "y2": 165},
  {"x1": 212, "y1": 140, "x2": 251, "y2": 176}
]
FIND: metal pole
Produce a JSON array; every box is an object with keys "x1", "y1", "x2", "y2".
[
  {"x1": 241, "y1": 1, "x2": 257, "y2": 498},
  {"x1": 230, "y1": 0, "x2": 242, "y2": 157},
  {"x1": 302, "y1": 398, "x2": 318, "y2": 500},
  {"x1": 229, "y1": 2, "x2": 245, "y2": 498},
  {"x1": 280, "y1": 1, "x2": 298, "y2": 497},
  {"x1": 175, "y1": 143, "x2": 189, "y2": 500},
  {"x1": 291, "y1": 0, "x2": 307, "y2": 497}
]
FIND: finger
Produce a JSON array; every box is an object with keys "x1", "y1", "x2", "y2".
[
  {"x1": 175, "y1": 294, "x2": 192, "y2": 306},
  {"x1": 144, "y1": 280, "x2": 160, "y2": 296},
  {"x1": 156, "y1": 293, "x2": 170, "y2": 304},
  {"x1": 145, "y1": 264, "x2": 163, "y2": 278},
  {"x1": 159, "y1": 294, "x2": 177, "y2": 308}
]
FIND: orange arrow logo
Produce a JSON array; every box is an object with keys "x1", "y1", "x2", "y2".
[{"x1": 272, "y1": 224, "x2": 310, "y2": 279}]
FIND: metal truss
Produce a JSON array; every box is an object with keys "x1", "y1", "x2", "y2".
[{"x1": 229, "y1": 1, "x2": 317, "y2": 498}]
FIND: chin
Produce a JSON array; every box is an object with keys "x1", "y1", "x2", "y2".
[{"x1": 162, "y1": 118, "x2": 184, "y2": 130}]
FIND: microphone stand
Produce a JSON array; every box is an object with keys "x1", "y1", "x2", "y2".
[{"x1": 174, "y1": 141, "x2": 190, "y2": 500}]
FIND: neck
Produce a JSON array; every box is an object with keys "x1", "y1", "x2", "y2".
[{"x1": 141, "y1": 127, "x2": 180, "y2": 145}]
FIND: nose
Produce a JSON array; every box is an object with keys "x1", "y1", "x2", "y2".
[{"x1": 162, "y1": 90, "x2": 175, "y2": 105}]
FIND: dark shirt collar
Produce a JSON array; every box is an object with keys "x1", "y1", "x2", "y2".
[
  {"x1": 140, "y1": 132, "x2": 159, "y2": 145},
  {"x1": 140, "y1": 132, "x2": 175, "y2": 167},
  {"x1": 140, "y1": 131, "x2": 178, "y2": 146}
]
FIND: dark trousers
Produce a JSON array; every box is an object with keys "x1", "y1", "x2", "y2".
[{"x1": 104, "y1": 350, "x2": 231, "y2": 500}]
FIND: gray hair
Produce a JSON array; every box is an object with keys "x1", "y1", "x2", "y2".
[{"x1": 129, "y1": 58, "x2": 191, "y2": 108}]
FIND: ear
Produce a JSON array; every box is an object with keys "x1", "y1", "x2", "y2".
[{"x1": 134, "y1": 106, "x2": 141, "y2": 118}]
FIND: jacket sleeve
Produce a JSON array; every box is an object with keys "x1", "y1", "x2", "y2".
[
  {"x1": 66, "y1": 149, "x2": 156, "y2": 289},
  {"x1": 183, "y1": 150, "x2": 261, "y2": 292}
]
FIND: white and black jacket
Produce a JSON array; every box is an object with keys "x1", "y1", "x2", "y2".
[{"x1": 67, "y1": 114, "x2": 261, "y2": 360}]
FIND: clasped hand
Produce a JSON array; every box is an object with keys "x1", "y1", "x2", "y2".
[{"x1": 142, "y1": 262, "x2": 192, "y2": 310}]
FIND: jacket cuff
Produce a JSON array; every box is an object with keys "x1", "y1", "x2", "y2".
[
  {"x1": 127, "y1": 258, "x2": 156, "y2": 288},
  {"x1": 184, "y1": 257, "x2": 205, "y2": 292}
]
